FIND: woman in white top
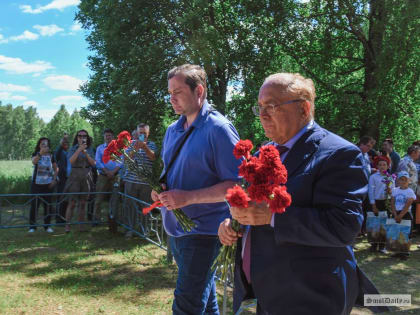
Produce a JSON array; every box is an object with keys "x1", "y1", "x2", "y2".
[{"x1": 28, "y1": 137, "x2": 58, "y2": 233}]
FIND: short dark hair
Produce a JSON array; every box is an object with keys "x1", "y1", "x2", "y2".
[
  {"x1": 383, "y1": 138, "x2": 394, "y2": 145},
  {"x1": 358, "y1": 135, "x2": 375, "y2": 146},
  {"x1": 137, "y1": 123, "x2": 149, "y2": 129},
  {"x1": 103, "y1": 128, "x2": 114, "y2": 135},
  {"x1": 407, "y1": 145, "x2": 420, "y2": 155},
  {"x1": 168, "y1": 64, "x2": 207, "y2": 99}
]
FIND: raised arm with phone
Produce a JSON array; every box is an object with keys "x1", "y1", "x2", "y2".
[{"x1": 64, "y1": 130, "x2": 96, "y2": 233}]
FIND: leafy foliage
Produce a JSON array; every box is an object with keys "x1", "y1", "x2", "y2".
[
  {"x1": 76, "y1": 0, "x2": 419, "y2": 152},
  {"x1": 0, "y1": 103, "x2": 94, "y2": 159}
]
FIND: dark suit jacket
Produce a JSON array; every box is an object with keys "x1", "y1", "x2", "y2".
[{"x1": 233, "y1": 123, "x2": 387, "y2": 315}]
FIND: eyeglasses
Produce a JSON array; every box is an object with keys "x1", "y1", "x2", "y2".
[
  {"x1": 78, "y1": 135, "x2": 88, "y2": 138},
  {"x1": 252, "y1": 99, "x2": 304, "y2": 116}
]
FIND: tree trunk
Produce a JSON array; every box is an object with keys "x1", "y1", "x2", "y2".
[{"x1": 361, "y1": 0, "x2": 386, "y2": 139}]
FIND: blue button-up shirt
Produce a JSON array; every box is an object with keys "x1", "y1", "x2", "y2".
[{"x1": 160, "y1": 101, "x2": 241, "y2": 237}]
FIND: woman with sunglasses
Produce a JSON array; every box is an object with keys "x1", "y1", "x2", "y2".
[{"x1": 64, "y1": 130, "x2": 96, "y2": 232}]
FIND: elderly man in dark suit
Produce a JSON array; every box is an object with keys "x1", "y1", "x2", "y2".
[{"x1": 218, "y1": 73, "x2": 386, "y2": 315}]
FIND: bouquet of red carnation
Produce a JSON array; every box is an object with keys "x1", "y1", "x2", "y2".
[
  {"x1": 103, "y1": 131, "x2": 196, "y2": 232},
  {"x1": 213, "y1": 140, "x2": 291, "y2": 281}
]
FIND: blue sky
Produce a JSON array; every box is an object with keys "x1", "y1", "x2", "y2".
[{"x1": 0, "y1": 0, "x2": 90, "y2": 122}]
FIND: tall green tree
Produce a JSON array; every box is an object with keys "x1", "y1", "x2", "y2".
[
  {"x1": 264, "y1": 0, "x2": 419, "y2": 150},
  {"x1": 0, "y1": 103, "x2": 44, "y2": 159},
  {"x1": 42, "y1": 105, "x2": 71, "y2": 149},
  {"x1": 76, "y1": 0, "x2": 419, "y2": 151}
]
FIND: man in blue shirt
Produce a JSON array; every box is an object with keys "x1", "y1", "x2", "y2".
[
  {"x1": 94, "y1": 128, "x2": 122, "y2": 222},
  {"x1": 151, "y1": 64, "x2": 241, "y2": 314}
]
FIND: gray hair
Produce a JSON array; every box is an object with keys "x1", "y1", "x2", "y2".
[{"x1": 263, "y1": 73, "x2": 316, "y2": 118}]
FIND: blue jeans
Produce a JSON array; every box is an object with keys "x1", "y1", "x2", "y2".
[{"x1": 170, "y1": 234, "x2": 221, "y2": 315}]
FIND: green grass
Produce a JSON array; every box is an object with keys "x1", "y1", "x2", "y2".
[
  {"x1": 0, "y1": 225, "x2": 419, "y2": 314},
  {"x1": 0, "y1": 227, "x2": 178, "y2": 315},
  {"x1": 0, "y1": 160, "x2": 32, "y2": 195}
]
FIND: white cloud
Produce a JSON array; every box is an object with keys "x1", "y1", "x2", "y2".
[
  {"x1": 0, "y1": 55, "x2": 54, "y2": 74},
  {"x1": 20, "y1": 0, "x2": 80, "y2": 14},
  {"x1": 0, "y1": 92, "x2": 27, "y2": 101},
  {"x1": 0, "y1": 91, "x2": 11, "y2": 99},
  {"x1": 34, "y1": 24, "x2": 64, "y2": 36},
  {"x1": 0, "y1": 82, "x2": 31, "y2": 92},
  {"x1": 36, "y1": 108, "x2": 57, "y2": 122},
  {"x1": 71, "y1": 22, "x2": 82, "y2": 32},
  {"x1": 9, "y1": 30, "x2": 39, "y2": 42},
  {"x1": 52, "y1": 95, "x2": 83, "y2": 105},
  {"x1": 43, "y1": 75, "x2": 83, "y2": 91},
  {"x1": 0, "y1": 25, "x2": 63, "y2": 44},
  {"x1": 0, "y1": 34, "x2": 7, "y2": 44},
  {"x1": 23, "y1": 100, "x2": 38, "y2": 107},
  {"x1": 11, "y1": 95, "x2": 28, "y2": 101}
]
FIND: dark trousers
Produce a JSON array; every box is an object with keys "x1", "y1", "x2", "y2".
[
  {"x1": 411, "y1": 203, "x2": 418, "y2": 233},
  {"x1": 170, "y1": 235, "x2": 221, "y2": 315},
  {"x1": 29, "y1": 183, "x2": 53, "y2": 229},
  {"x1": 361, "y1": 197, "x2": 372, "y2": 234},
  {"x1": 56, "y1": 178, "x2": 68, "y2": 223}
]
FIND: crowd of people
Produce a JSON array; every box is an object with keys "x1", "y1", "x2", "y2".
[
  {"x1": 28, "y1": 124, "x2": 157, "y2": 236},
  {"x1": 26, "y1": 64, "x2": 419, "y2": 315},
  {"x1": 357, "y1": 136, "x2": 420, "y2": 259}
]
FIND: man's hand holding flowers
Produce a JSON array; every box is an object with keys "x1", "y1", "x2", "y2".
[
  {"x1": 230, "y1": 201, "x2": 272, "y2": 226},
  {"x1": 218, "y1": 218, "x2": 243, "y2": 246},
  {"x1": 156, "y1": 189, "x2": 191, "y2": 210}
]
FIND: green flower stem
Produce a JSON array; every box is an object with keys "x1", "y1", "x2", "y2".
[
  {"x1": 212, "y1": 218, "x2": 240, "y2": 282},
  {"x1": 120, "y1": 151, "x2": 196, "y2": 232}
]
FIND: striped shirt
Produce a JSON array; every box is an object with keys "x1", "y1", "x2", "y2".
[{"x1": 124, "y1": 140, "x2": 157, "y2": 184}]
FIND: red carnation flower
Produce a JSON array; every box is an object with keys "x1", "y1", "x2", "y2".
[
  {"x1": 268, "y1": 185, "x2": 292, "y2": 213},
  {"x1": 238, "y1": 156, "x2": 262, "y2": 184},
  {"x1": 226, "y1": 185, "x2": 251, "y2": 208},
  {"x1": 108, "y1": 139, "x2": 119, "y2": 153},
  {"x1": 103, "y1": 149, "x2": 111, "y2": 164},
  {"x1": 233, "y1": 139, "x2": 253, "y2": 160},
  {"x1": 117, "y1": 131, "x2": 131, "y2": 150},
  {"x1": 260, "y1": 161, "x2": 288, "y2": 185},
  {"x1": 259, "y1": 145, "x2": 280, "y2": 164},
  {"x1": 248, "y1": 183, "x2": 276, "y2": 202}
]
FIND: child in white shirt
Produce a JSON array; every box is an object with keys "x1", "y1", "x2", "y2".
[{"x1": 391, "y1": 171, "x2": 416, "y2": 259}]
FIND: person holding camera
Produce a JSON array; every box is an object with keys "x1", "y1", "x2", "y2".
[
  {"x1": 28, "y1": 137, "x2": 58, "y2": 233},
  {"x1": 64, "y1": 130, "x2": 96, "y2": 233},
  {"x1": 124, "y1": 123, "x2": 156, "y2": 238}
]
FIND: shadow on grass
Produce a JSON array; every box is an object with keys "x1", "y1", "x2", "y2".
[
  {"x1": 352, "y1": 235, "x2": 420, "y2": 314},
  {"x1": 31, "y1": 263, "x2": 176, "y2": 300},
  {"x1": 0, "y1": 226, "x2": 176, "y2": 302}
]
